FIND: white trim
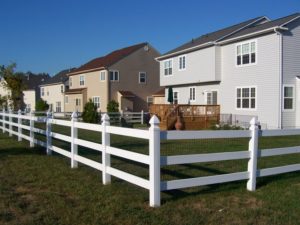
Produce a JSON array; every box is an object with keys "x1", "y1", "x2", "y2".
[
  {"x1": 235, "y1": 39, "x2": 257, "y2": 67},
  {"x1": 280, "y1": 15, "x2": 300, "y2": 27},
  {"x1": 163, "y1": 59, "x2": 173, "y2": 76},
  {"x1": 282, "y1": 84, "x2": 295, "y2": 112},
  {"x1": 100, "y1": 71, "x2": 106, "y2": 82},
  {"x1": 178, "y1": 55, "x2": 186, "y2": 71},
  {"x1": 173, "y1": 91, "x2": 179, "y2": 104},
  {"x1": 109, "y1": 70, "x2": 120, "y2": 82},
  {"x1": 92, "y1": 96, "x2": 101, "y2": 109},
  {"x1": 235, "y1": 86, "x2": 257, "y2": 111},
  {"x1": 65, "y1": 95, "x2": 69, "y2": 104},
  {"x1": 205, "y1": 89, "x2": 218, "y2": 105},
  {"x1": 138, "y1": 72, "x2": 147, "y2": 84},
  {"x1": 189, "y1": 87, "x2": 196, "y2": 102},
  {"x1": 79, "y1": 75, "x2": 85, "y2": 86}
]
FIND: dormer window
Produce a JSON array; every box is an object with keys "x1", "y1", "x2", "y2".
[{"x1": 237, "y1": 40, "x2": 256, "y2": 66}]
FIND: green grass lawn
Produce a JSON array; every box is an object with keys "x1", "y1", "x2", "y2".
[{"x1": 0, "y1": 125, "x2": 300, "y2": 225}]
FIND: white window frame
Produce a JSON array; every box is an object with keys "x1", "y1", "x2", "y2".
[
  {"x1": 100, "y1": 71, "x2": 106, "y2": 81},
  {"x1": 41, "y1": 87, "x2": 44, "y2": 97},
  {"x1": 109, "y1": 70, "x2": 119, "y2": 82},
  {"x1": 92, "y1": 96, "x2": 100, "y2": 109},
  {"x1": 236, "y1": 39, "x2": 257, "y2": 67},
  {"x1": 147, "y1": 96, "x2": 153, "y2": 104},
  {"x1": 178, "y1": 55, "x2": 186, "y2": 71},
  {"x1": 236, "y1": 86, "x2": 257, "y2": 110},
  {"x1": 163, "y1": 59, "x2": 173, "y2": 76},
  {"x1": 69, "y1": 77, "x2": 72, "y2": 87},
  {"x1": 139, "y1": 72, "x2": 147, "y2": 84},
  {"x1": 283, "y1": 85, "x2": 295, "y2": 111},
  {"x1": 75, "y1": 98, "x2": 81, "y2": 106},
  {"x1": 56, "y1": 101, "x2": 61, "y2": 113},
  {"x1": 65, "y1": 95, "x2": 69, "y2": 104},
  {"x1": 173, "y1": 91, "x2": 179, "y2": 104},
  {"x1": 205, "y1": 90, "x2": 218, "y2": 105},
  {"x1": 79, "y1": 75, "x2": 85, "y2": 86},
  {"x1": 189, "y1": 87, "x2": 196, "y2": 102},
  {"x1": 61, "y1": 85, "x2": 64, "y2": 93}
]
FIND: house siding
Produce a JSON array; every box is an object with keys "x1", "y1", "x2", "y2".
[
  {"x1": 160, "y1": 46, "x2": 217, "y2": 87},
  {"x1": 41, "y1": 84, "x2": 66, "y2": 112},
  {"x1": 109, "y1": 45, "x2": 160, "y2": 111},
  {"x1": 282, "y1": 18, "x2": 300, "y2": 128}
]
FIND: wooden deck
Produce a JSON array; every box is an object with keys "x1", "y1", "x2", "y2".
[{"x1": 149, "y1": 104, "x2": 220, "y2": 130}]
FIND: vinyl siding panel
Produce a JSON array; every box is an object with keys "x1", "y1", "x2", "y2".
[
  {"x1": 282, "y1": 18, "x2": 300, "y2": 128},
  {"x1": 160, "y1": 46, "x2": 217, "y2": 87}
]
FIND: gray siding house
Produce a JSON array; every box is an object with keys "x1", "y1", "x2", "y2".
[{"x1": 157, "y1": 13, "x2": 300, "y2": 129}]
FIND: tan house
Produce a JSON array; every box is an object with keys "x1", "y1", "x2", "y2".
[
  {"x1": 40, "y1": 69, "x2": 75, "y2": 112},
  {"x1": 65, "y1": 42, "x2": 160, "y2": 112},
  {"x1": 0, "y1": 77, "x2": 12, "y2": 109}
]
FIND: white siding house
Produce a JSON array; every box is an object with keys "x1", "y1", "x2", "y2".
[{"x1": 157, "y1": 13, "x2": 300, "y2": 129}]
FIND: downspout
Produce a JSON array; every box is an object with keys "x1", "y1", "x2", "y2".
[{"x1": 274, "y1": 28, "x2": 283, "y2": 129}]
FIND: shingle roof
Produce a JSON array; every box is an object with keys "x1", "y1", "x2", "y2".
[
  {"x1": 118, "y1": 91, "x2": 135, "y2": 97},
  {"x1": 221, "y1": 13, "x2": 300, "y2": 42},
  {"x1": 65, "y1": 88, "x2": 86, "y2": 94},
  {"x1": 159, "y1": 13, "x2": 300, "y2": 58},
  {"x1": 69, "y1": 43, "x2": 148, "y2": 76},
  {"x1": 162, "y1": 16, "x2": 267, "y2": 56},
  {"x1": 41, "y1": 68, "x2": 76, "y2": 86},
  {"x1": 152, "y1": 89, "x2": 165, "y2": 96},
  {"x1": 22, "y1": 73, "x2": 50, "y2": 90}
]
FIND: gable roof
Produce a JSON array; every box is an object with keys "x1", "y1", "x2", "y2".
[
  {"x1": 68, "y1": 43, "x2": 148, "y2": 76},
  {"x1": 22, "y1": 73, "x2": 50, "y2": 90},
  {"x1": 158, "y1": 13, "x2": 300, "y2": 60},
  {"x1": 158, "y1": 16, "x2": 268, "y2": 59},
  {"x1": 40, "y1": 68, "x2": 76, "y2": 87}
]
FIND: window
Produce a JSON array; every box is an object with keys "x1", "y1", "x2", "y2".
[
  {"x1": 26, "y1": 104, "x2": 31, "y2": 112},
  {"x1": 100, "y1": 71, "x2": 106, "y2": 81},
  {"x1": 109, "y1": 70, "x2": 119, "y2": 81},
  {"x1": 189, "y1": 87, "x2": 196, "y2": 101},
  {"x1": 164, "y1": 59, "x2": 173, "y2": 76},
  {"x1": 41, "y1": 88, "x2": 44, "y2": 97},
  {"x1": 65, "y1": 96, "x2": 68, "y2": 104},
  {"x1": 236, "y1": 87, "x2": 256, "y2": 109},
  {"x1": 237, "y1": 40, "x2": 256, "y2": 66},
  {"x1": 139, "y1": 72, "x2": 147, "y2": 84},
  {"x1": 47, "y1": 89, "x2": 49, "y2": 96},
  {"x1": 79, "y1": 75, "x2": 85, "y2": 86},
  {"x1": 76, "y1": 98, "x2": 81, "y2": 106},
  {"x1": 206, "y1": 91, "x2": 218, "y2": 105},
  {"x1": 92, "y1": 96, "x2": 100, "y2": 109},
  {"x1": 283, "y1": 86, "x2": 294, "y2": 110},
  {"x1": 173, "y1": 91, "x2": 179, "y2": 104},
  {"x1": 69, "y1": 77, "x2": 72, "y2": 87},
  {"x1": 56, "y1": 102, "x2": 61, "y2": 113},
  {"x1": 147, "y1": 96, "x2": 153, "y2": 104},
  {"x1": 61, "y1": 85, "x2": 64, "y2": 93},
  {"x1": 179, "y1": 55, "x2": 186, "y2": 70}
]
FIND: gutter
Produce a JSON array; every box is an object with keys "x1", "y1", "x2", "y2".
[
  {"x1": 67, "y1": 67, "x2": 106, "y2": 76},
  {"x1": 275, "y1": 28, "x2": 283, "y2": 129}
]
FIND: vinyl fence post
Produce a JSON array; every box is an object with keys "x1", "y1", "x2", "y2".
[
  {"x1": 71, "y1": 111, "x2": 78, "y2": 168},
  {"x1": 18, "y1": 109, "x2": 22, "y2": 141},
  {"x1": 149, "y1": 115, "x2": 161, "y2": 207},
  {"x1": 141, "y1": 110, "x2": 144, "y2": 124},
  {"x1": 29, "y1": 111, "x2": 35, "y2": 147},
  {"x1": 247, "y1": 117, "x2": 259, "y2": 191},
  {"x1": 102, "y1": 114, "x2": 111, "y2": 184},
  {"x1": 2, "y1": 109, "x2": 5, "y2": 133},
  {"x1": 8, "y1": 109, "x2": 12, "y2": 137},
  {"x1": 46, "y1": 110, "x2": 52, "y2": 155}
]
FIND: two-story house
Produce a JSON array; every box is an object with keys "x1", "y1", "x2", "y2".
[
  {"x1": 157, "y1": 13, "x2": 300, "y2": 129},
  {"x1": 65, "y1": 43, "x2": 160, "y2": 112},
  {"x1": 40, "y1": 69, "x2": 75, "y2": 112}
]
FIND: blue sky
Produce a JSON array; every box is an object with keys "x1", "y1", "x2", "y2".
[{"x1": 0, "y1": 0, "x2": 299, "y2": 75}]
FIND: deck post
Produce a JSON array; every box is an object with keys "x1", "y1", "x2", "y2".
[
  {"x1": 149, "y1": 115, "x2": 161, "y2": 207},
  {"x1": 102, "y1": 113, "x2": 111, "y2": 184},
  {"x1": 71, "y1": 111, "x2": 78, "y2": 168},
  {"x1": 18, "y1": 109, "x2": 22, "y2": 141},
  {"x1": 2, "y1": 109, "x2": 5, "y2": 133},
  {"x1": 247, "y1": 117, "x2": 259, "y2": 191},
  {"x1": 141, "y1": 110, "x2": 144, "y2": 124},
  {"x1": 29, "y1": 110, "x2": 35, "y2": 147},
  {"x1": 46, "y1": 110, "x2": 52, "y2": 155},
  {"x1": 8, "y1": 109, "x2": 12, "y2": 137}
]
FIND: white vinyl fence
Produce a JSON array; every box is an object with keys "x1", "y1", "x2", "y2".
[{"x1": 0, "y1": 109, "x2": 299, "y2": 207}]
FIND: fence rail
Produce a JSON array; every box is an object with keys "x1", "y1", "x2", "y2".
[{"x1": 0, "y1": 109, "x2": 299, "y2": 207}]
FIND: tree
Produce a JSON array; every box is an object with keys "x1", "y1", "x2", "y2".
[
  {"x1": 36, "y1": 99, "x2": 49, "y2": 111},
  {"x1": 0, "y1": 95, "x2": 8, "y2": 110},
  {"x1": 0, "y1": 63, "x2": 25, "y2": 110},
  {"x1": 82, "y1": 99, "x2": 99, "y2": 123},
  {"x1": 107, "y1": 100, "x2": 119, "y2": 112}
]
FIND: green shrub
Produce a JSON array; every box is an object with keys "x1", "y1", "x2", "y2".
[
  {"x1": 107, "y1": 100, "x2": 119, "y2": 112},
  {"x1": 36, "y1": 99, "x2": 49, "y2": 111},
  {"x1": 82, "y1": 99, "x2": 99, "y2": 123}
]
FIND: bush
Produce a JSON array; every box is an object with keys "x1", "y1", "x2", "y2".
[
  {"x1": 82, "y1": 99, "x2": 99, "y2": 123},
  {"x1": 107, "y1": 100, "x2": 119, "y2": 112},
  {"x1": 36, "y1": 99, "x2": 49, "y2": 111}
]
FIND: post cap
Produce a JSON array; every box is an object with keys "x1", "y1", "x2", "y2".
[
  {"x1": 101, "y1": 113, "x2": 110, "y2": 122},
  {"x1": 71, "y1": 111, "x2": 78, "y2": 119},
  {"x1": 18, "y1": 109, "x2": 22, "y2": 114},
  {"x1": 149, "y1": 115, "x2": 160, "y2": 125}
]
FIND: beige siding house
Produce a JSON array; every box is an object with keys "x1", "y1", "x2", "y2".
[
  {"x1": 66, "y1": 43, "x2": 160, "y2": 112},
  {"x1": 0, "y1": 78, "x2": 12, "y2": 109},
  {"x1": 40, "y1": 69, "x2": 75, "y2": 112}
]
